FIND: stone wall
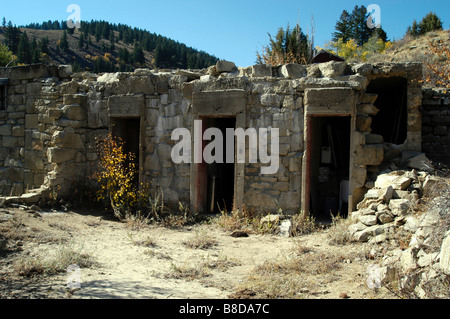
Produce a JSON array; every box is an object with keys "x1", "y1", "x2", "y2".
[
  {"x1": 0, "y1": 61, "x2": 425, "y2": 215},
  {"x1": 0, "y1": 64, "x2": 72, "y2": 196},
  {"x1": 422, "y1": 88, "x2": 450, "y2": 166}
]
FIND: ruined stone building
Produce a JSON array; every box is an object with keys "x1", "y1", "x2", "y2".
[{"x1": 0, "y1": 60, "x2": 449, "y2": 221}]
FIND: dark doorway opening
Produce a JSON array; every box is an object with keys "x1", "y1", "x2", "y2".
[
  {"x1": 111, "y1": 117, "x2": 141, "y2": 186},
  {"x1": 196, "y1": 117, "x2": 236, "y2": 214},
  {"x1": 309, "y1": 116, "x2": 351, "y2": 222},
  {"x1": 367, "y1": 77, "x2": 408, "y2": 145}
]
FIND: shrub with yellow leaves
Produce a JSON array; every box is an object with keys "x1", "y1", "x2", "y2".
[{"x1": 92, "y1": 133, "x2": 150, "y2": 219}]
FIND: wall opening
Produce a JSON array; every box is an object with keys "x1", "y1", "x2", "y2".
[
  {"x1": 111, "y1": 117, "x2": 141, "y2": 187},
  {"x1": 0, "y1": 80, "x2": 7, "y2": 111},
  {"x1": 308, "y1": 116, "x2": 351, "y2": 223},
  {"x1": 195, "y1": 117, "x2": 236, "y2": 214},
  {"x1": 367, "y1": 76, "x2": 408, "y2": 145}
]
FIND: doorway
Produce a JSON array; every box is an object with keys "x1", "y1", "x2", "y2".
[
  {"x1": 307, "y1": 116, "x2": 351, "y2": 222},
  {"x1": 195, "y1": 117, "x2": 236, "y2": 214},
  {"x1": 111, "y1": 117, "x2": 141, "y2": 186}
]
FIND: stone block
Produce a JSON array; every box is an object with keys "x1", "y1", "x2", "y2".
[
  {"x1": 357, "y1": 104, "x2": 380, "y2": 115},
  {"x1": 8, "y1": 64, "x2": 49, "y2": 81},
  {"x1": 304, "y1": 88, "x2": 355, "y2": 115},
  {"x1": 27, "y1": 82, "x2": 43, "y2": 96},
  {"x1": 47, "y1": 147, "x2": 76, "y2": 164},
  {"x1": 319, "y1": 61, "x2": 347, "y2": 78},
  {"x1": 192, "y1": 90, "x2": 245, "y2": 116},
  {"x1": 359, "y1": 93, "x2": 378, "y2": 104},
  {"x1": 351, "y1": 63, "x2": 373, "y2": 76},
  {"x1": 440, "y1": 235, "x2": 450, "y2": 275},
  {"x1": 359, "y1": 214, "x2": 378, "y2": 226},
  {"x1": 354, "y1": 144, "x2": 384, "y2": 166},
  {"x1": 389, "y1": 199, "x2": 411, "y2": 216},
  {"x1": 25, "y1": 151, "x2": 45, "y2": 170},
  {"x1": 251, "y1": 64, "x2": 272, "y2": 77},
  {"x1": 375, "y1": 173, "x2": 412, "y2": 190},
  {"x1": 11, "y1": 126, "x2": 24, "y2": 137},
  {"x1": 356, "y1": 114, "x2": 372, "y2": 132},
  {"x1": 216, "y1": 60, "x2": 236, "y2": 73},
  {"x1": 25, "y1": 114, "x2": 39, "y2": 129},
  {"x1": 52, "y1": 131, "x2": 84, "y2": 149},
  {"x1": 365, "y1": 133, "x2": 384, "y2": 144},
  {"x1": 63, "y1": 104, "x2": 86, "y2": 121},
  {"x1": 280, "y1": 64, "x2": 307, "y2": 79},
  {"x1": 0, "y1": 124, "x2": 12, "y2": 136},
  {"x1": 108, "y1": 95, "x2": 145, "y2": 117},
  {"x1": 260, "y1": 93, "x2": 282, "y2": 107}
]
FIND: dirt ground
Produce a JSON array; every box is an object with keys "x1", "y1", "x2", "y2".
[{"x1": 0, "y1": 207, "x2": 396, "y2": 300}]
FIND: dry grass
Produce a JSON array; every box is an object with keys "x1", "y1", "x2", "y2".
[
  {"x1": 182, "y1": 230, "x2": 217, "y2": 250},
  {"x1": 327, "y1": 214, "x2": 353, "y2": 246},
  {"x1": 167, "y1": 260, "x2": 211, "y2": 281},
  {"x1": 13, "y1": 242, "x2": 94, "y2": 277},
  {"x1": 166, "y1": 252, "x2": 240, "y2": 282},
  {"x1": 235, "y1": 247, "x2": 346, "y2": 299}
]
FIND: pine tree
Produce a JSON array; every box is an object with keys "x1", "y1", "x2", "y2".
[
  {"x1": 17, "y1": 32, "x2": 32, "y2": 64},
  {"x1": 109, "y1": 33, "x2": 115, "y2": 51},
  {"x1": 78, "y1": 33, "x2": 85, "y2": 50},
  {"x1": 418, "y1": 12, "x2": 443, "y2": 35},
  {"x1": 349, "y1": 5, "x2": 373, "y2": 46},
  {"x1": 2, "y1": 17, "x2": 6, "y2": 28},
  {"x1": 5, "y1": 21, "x2": 21, "y2": 53},
  {"x1": 30, "y1": 36, "x2": 40, "y2": 63},
  {"x1": 59, "y1": 31, "x2": 69, "y2": 52},
  {"x1": 132, "y1": 43, "x2": 145, "y2": 64},
  {"x1": 333, "y1": 6, "x2": 388, "y2": 46},
  {"x1": 39, "y1": 36, "x2": 50, "y2": 54},
  {"x1": 407, "y1": 19, "x2": 420, "y2": 37},
  {"x1": 333, "y1": 10, "x2": 353, "y2": 42}
]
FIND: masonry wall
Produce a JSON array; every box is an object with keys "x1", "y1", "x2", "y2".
[
  {"x1": 422, "y1": 88, "x2": 450, "y2": 166},
  {"x1": 0, "y1": 61, "x2": 425, "y2": 215}
]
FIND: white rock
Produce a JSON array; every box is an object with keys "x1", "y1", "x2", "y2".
[{"x1": 440, "y1": 235, "x2": 450, "y2": 275}]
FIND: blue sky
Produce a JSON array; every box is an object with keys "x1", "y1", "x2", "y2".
[{"x1": 1, "y1": 0, "x2": 450, "y2": 67}]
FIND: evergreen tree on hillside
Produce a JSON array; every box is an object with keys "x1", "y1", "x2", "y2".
[
  {"x1": 407, "y1": 12, "x2": 443, "y2": 37},
  {"x1": 39, "y1": 36, "x2": 49, "y2": 54},
  {"x1": 30, "y1": 36, "x2": 40, "y2": 63},
  {"x1": 17, "y1": 32, "x2": 32, "y2": 64},
  {"x1": 419, "y1": 12, "x2": 443, "y2": 35},
  {"x1": 2, "y1": 17, "x2": 6, "y2": 28},
  {"x1": 333, "y1": 10, "x2": 353, "y2": 42},
  {"x1": 4, "y1": 21, "x2": 21, "y2": 53},
  {"x1": 78, "y1": 33, "x2": 85, "y2": 50},
  {"x1": 333, "y1": 5, "x2": 388, "y2": 46},
  {"x1": 59, "y1": 31, "x2": 69, "y2": 52},
  {"x1": 406, "y1": 20, "x2": 420, "y2": 37},
  {"x1": 133, "y1": 43, "x2": 145, "y2": 64}
]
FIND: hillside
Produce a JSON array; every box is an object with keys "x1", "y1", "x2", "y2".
[
  {"x1": 0, "y1": 20, "x2": 219, "y2": 72},
  {"x1": 365, "y1": 29, "x2": 450, "y2": 88}
]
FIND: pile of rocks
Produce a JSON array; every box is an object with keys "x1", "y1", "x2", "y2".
[
  {"x1": 371, "y1": 186, "x2": 449, "y2": 298},
  {"x1": 349, "y1": 169, "x2": 449, "y2": 298},
  {"x1": 349, "y1": 169, "x2": 441, "y2": 243}
]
